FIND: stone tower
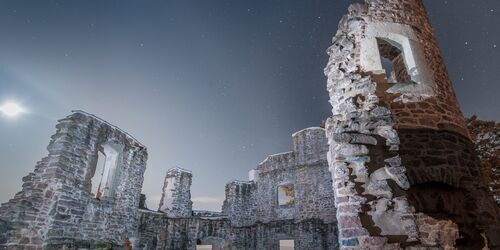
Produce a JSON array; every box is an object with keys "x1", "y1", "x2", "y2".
[
  {"x1": 325, "y1": 0, "x2": 500, "y2": 249},
  {"x1": 158, "y1": 167, "x2": 193, "y2": 218}
]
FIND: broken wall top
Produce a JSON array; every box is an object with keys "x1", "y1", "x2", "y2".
[
  {"x1": 256, "y1": 127, "x2": 328, "y2": 174},
  {"x1": 327, "y1": 0, "x2": 470, "y2": 138}
]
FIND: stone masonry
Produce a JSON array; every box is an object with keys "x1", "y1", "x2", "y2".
[
  {"x1": 1, "y1": 1, "x2": 500, "y2": 249},
  {"x1": 0, "y1": 111, "x2": 147, "y2": 249},
  {"x1": 324, "y1": 0, "x2": 500, "y2": 249},
  {"x1": 137, "y1": 127, "x2": 339, "y2": 249},
  {"x1": 0, "y1": 115, "x2": 338, "y2": 249},
  {"x1": 222, "y1": 127, "x2": 337, "y2": 228},
  {"x1": 158, "y1": 168, "x2": 193, "y2": 218}
]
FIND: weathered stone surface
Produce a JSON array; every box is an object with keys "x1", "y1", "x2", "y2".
[
  {"x1": 0, "y1": 111, "x2": 147, "y2": 248},
  {"x1": 0, "y1": 121, "x2": 339, "y2": 249},
  {"x1": 332, "y1": 133, "x2": 378, "y2": 145},
  {"x1": 138, "y1": 127, "x2": 338, "y2": 249},
  {"x1": 1, "y1": 1, "x2": 499, "y2": 249},
  {"x1": 139, "y1": 194, "x2": 148, "y2": 210},
  {"x1": 0, "y1": 219, "x2": 10, "y2": 245},
  {"x1": 158, "y1": 167, "x2": 193, "y2": 218},
  {"x1": 324, "y1": 0, "x2": 500, "y2": 249},
  {"x1": 136, "y1": 210, "x2": 338, "y2": 250}
]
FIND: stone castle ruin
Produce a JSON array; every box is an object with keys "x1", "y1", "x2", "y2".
[
  {"x1": 324, "y1": 0, "x2": 499, "y2": 249},
  {"x1": 138, "y1": 127, "x2": 337, "y2": 249},
  {"x1": 0, "y1": 111, "x2": 338, "y2": 249},
  {"x1": 1, "y1": 0, "x2": 499, "y2": 249}
]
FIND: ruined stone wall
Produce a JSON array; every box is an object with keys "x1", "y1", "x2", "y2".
[
  {"x1": 0, "y1": 112, "x2": 337, "y2": 249},
  {"x1": 222, "y1": 181, "x2": 258, "y2": 227},
  {"x1": 0, "y1": 111, "x2": 147, "y2": 249},
  {"x1": 136, "y1": 209, "x2": 338, "y2": 250},
  {"x1": 325, "y1": 0, "x2": 500, "y2": 249},
  {"x1": 138, "y1": 127, "x2": 338, "y2": 249},
  {"x1": 158, "y1": 168, "x2": 193, "y2": 218},
  {"x1": 222, "y1": 128, "x2": 336, "y2": 227},
  {"x1": 254, "y1": 128, "x2": 336, "y2": 225}
]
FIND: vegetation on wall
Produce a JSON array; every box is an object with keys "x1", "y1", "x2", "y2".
[{"x1": 466, "y1": 115, "x2": 500, "y2": 204}]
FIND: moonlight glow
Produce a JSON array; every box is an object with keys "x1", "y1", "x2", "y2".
[{"x1": 0, "y1": 102, "x2": 24, "y2": 117}]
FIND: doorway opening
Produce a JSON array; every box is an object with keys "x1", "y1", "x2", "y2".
[
  {"x1": 196, "y1": 244, "x2": 212, "y2": 250},
  {"x1": 279, "y1": 240, "x2": 295, "y2": 250}
]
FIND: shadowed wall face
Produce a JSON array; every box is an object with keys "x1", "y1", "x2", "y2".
[{"x1": 325, "y1": 0, "x2": 500, "y2": 249}]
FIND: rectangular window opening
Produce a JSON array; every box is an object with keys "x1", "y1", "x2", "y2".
[
  {"x1": 91, "y1": 151, "x2": 106, "y2": 199},
  {"x1": 376, "y1": 38, "x2": 412, "y2": 84},
  {"x1": 279, "y1": 240, "x2": 295, "y2": 250},
  {"x1": 90, "y1": 143, "x2": 121, "y2": 199},
  {"x1": 278, "y1": 183, "x2": 295, "y2": 206}
]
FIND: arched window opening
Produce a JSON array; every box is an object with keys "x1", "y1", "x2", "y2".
[
  {"x1": 376, "y1": 38, "x2": 412, "y2": 84},
  {"x1": 90, "y1": 143, "x2": 121, "y2": 199}
]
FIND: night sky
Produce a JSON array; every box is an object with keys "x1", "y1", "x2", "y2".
[{"x1": 0, "y1": 0, "x2": 498, "y2": 211}]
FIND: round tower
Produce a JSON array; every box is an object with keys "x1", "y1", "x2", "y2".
[{"x1": 325, "y1": 0, "x2": 500, "y2": 249}]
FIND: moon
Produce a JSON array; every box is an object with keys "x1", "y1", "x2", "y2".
[{"x1": 0, "y1": 102, "x2": 25, "y2": 117}]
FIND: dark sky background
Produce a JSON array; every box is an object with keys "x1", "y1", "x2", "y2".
[{"x1": 0, "y1": 0, "x2": 498, "y2": 211}]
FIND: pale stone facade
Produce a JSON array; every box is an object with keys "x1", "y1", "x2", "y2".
[
  {"x1": 0, "y1": 114, "x2": 338, "y2": 249},
  {"x1": 138, "y1": 127, "x2": 338, "y2": 249},
  {"x1": 158, "y1": 168, "x2": 193, "y2": 218},
  {"x1": 0, "y1": 111, "x2": 147, "y2": 249}
]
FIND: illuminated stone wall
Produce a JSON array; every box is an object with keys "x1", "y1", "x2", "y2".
[
  {"x1": 324, "y1": 0, "x2": 500, "y2": 248},
  {"x1": 0, "y1": 111, "x2": 147, "y2": 249},
  {"x1": 138, "y1": 127, "x2": 338, "y2": 249},
  {"x1": 222, "y1": 127, "x2": 337, "y2": 227},
  {"x1": 0, "y1": 119, "x2": 338, "y2": 249},
  {"x1": 158, "y1": 167, "x2": 193, "y2": 218},
  {"x1": 136, "y1": 210, "x2": 337, "y2": 249}
]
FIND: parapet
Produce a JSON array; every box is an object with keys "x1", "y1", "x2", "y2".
[{"x1": 257, "y1": 127, "x2": 328, "y2": 174}]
